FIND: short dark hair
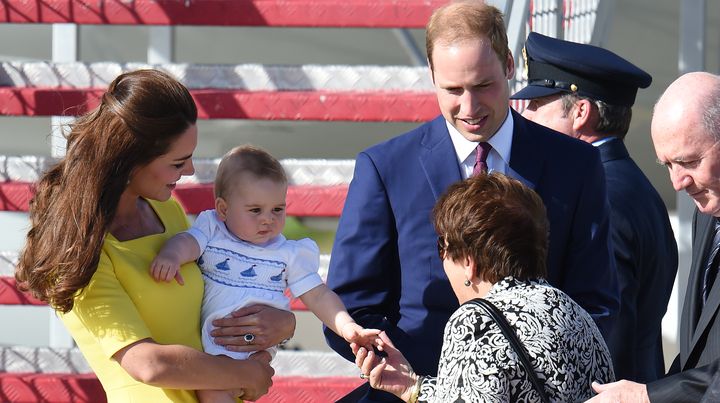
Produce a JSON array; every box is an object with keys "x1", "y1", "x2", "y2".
[
  {"x1": 560, "y1": 93, "x2": 633, "y2": 139},
  {"x1": 432, "y1": 173, "x2": 548, "y2": 282},
  {"x1": 215, "y1": 144, "x2": 287, "y2": 199}
]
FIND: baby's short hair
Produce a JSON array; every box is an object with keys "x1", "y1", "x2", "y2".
[{"x1": 214, "y1": 145, "x2": 287, "y2": 199}]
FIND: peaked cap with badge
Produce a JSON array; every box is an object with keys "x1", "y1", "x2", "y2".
[{"x1": 510, "y1": 32, "x2": 652, "y2": 107}]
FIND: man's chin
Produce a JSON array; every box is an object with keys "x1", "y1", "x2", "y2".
[
  {"x1": 457, "y1": 129, "x2": 492, "y2": 143},
  {"x1": 694, "y1": 199, "x2": 720, "y2": 217}
]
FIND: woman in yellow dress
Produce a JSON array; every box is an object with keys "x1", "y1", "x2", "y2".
[{"x1": 15, "y1": 69, "x2": 294, "y2": 402}]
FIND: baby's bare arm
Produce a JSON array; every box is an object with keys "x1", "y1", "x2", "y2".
[
  {"x1": 300, "y1": 284, "x2": 379, "y2": 347},
  {"x1": 150, "y1": 233, "x2": 202, "y2": 284}
]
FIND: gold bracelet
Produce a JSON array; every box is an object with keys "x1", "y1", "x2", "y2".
[{"x1": 407, "y1": 375, "x2": 422, "y2": 403}]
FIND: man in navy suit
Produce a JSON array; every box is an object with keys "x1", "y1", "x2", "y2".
[
  {"x1": 325, "y1": 3, "x2": 619, "y2": 401},
  {"x1": 590, "y1": 73, "x2": 720, "y2": 402},
  {"x1": 512, "y1": 32, "x2": 678, "y2": 383}
]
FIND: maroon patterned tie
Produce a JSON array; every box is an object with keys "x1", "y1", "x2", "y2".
[{"x1": 472, "y1": 142, "x2": 492, "y2": 176}]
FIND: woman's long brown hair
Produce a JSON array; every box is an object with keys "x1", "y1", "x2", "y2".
[{"x1": 15, "y1": 69, "x2": 197, "y2": 313}]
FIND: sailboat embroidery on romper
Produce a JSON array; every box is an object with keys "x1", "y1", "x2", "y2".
[
  {"x1": 215, "y1": 258, "x2": 231, "y2": 271},
  {"x1": 270, "y1": 269, "x2": 285, "y2": 282},
  {"x1": 240, "y1": 264, "x2": 258, "y2": 277}
]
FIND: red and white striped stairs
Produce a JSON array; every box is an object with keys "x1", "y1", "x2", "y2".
[{"x1": 0, "y1": 1, "x2": 607, "y2": 401}]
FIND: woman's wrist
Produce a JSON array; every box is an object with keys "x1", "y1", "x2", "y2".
[
  {"x1": 401, "y1": 373, "x2": 422, "y2": 403},
  {"x1": 281, "y1": 309, "x2": 297, "y2": 343}
]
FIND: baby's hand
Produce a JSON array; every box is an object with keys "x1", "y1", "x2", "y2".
[
  {"x1": 341, "y1": 322, "x2": 381, "y2": 351},
  {"x1": 150, "y1": 254, "x2": 184, "y2": 285}
]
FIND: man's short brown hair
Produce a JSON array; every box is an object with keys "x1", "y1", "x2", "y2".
[
  {"x1": 432, "y1": 173, "x2": 548, "y2": 283},
  {"x1": 425, "y1": 1, "x2": 510, "y2": 73}
]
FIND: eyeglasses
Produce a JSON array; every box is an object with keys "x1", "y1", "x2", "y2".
[{"x1": 437, "y1": 236, "x2": 446, "y2": 260}]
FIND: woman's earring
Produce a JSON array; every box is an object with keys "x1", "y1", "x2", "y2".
[{"x1": 464, "y1": 279, "x2": 472, "y2": 287}]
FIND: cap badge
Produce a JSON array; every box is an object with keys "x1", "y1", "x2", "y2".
[{"x1": 570, "y1": 84, "x2": 578, "y2": 92}]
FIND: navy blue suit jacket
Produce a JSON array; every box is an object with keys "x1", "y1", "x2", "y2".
[
  {"x1": 600, "y1": 138, "x2": 678, "y2": 383},
  {"x1": 648, "y1": 210, "x2": 720, "y2": 402},
  {"x1": 325, "y1": 112, "x2": 618, "y2": 402}
]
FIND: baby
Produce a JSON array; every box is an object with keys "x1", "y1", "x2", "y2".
[{"x1": 151, "y1": 145, "x2": 379, "y2": 402}]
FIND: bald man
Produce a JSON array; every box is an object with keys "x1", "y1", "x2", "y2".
[{"x1": 589, "y1": 72, "x2": 720, "y2": 402}]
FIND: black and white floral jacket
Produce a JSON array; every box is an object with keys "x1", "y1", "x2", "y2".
[{"x1": 418, "y1": 277, "x2": 615, "y2": 402}]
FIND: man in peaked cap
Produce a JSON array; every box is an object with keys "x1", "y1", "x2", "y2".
[{"x1": 512, "y1": 32, "x2": 678, "y2": 383}]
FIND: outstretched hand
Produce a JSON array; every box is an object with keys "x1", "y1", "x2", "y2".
[
  {"x1": 341, "y1": 322, "x2": 381, "y2": 351},
  {"x1": 352, "y1": 331, "x2": 418, "y2": 401},
  {"x1": 584, "y1": 380, "x2": 649, "y2": 403}
]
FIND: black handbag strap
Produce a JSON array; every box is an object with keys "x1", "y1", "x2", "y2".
[{"x1": 468, "y1": 298, "x2": 551, "y2": 403}]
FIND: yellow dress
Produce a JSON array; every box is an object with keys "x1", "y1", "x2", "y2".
[{"x1": 61, "y1": 198, "x2": 204, "y2": 403}]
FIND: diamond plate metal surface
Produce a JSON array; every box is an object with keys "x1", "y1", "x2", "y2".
[
  {"x1": 0, "y1": 251, "x2": 16, "y2": 277},
  {"x1": 0, "y1": 62, "x2": 432, "y2": 92},
  {"x1": 0, "y1": 252, "x2": 329, "y2": 280},
  {"x1": 0, "y1": 155, "x2": 54, "y2": 182},
  {"x1": 0, "y1": 346, "x2": 92, "y2": 374},
  {"x1": 0, "y1": 347, "x2": 356, "y2": 377},
  {"x1": 0, "y1": 156, "x2": 354, "y2": 186}
]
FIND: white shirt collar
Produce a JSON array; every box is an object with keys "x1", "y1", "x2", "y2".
[
  {"x1": 591, "y1": 136, "x2": 617, "y2": 147},
  {"x1": 446, "y1": 107, "x2": 514, "y2": 178}
]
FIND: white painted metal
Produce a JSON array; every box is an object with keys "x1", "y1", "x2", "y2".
[
  {"x1": 591, "y1": 0, "x2": 616, "y2": 46},
  {"x1": 392, "y1": 29, "x2": 425, "y2": 67},
  {"x1": 0, "y1": 346, "x2": 357, "y2": 376},
  {"x1": 148, "y1": 26, "x2": 175, "y2": 64},
  {"x1": 507, "y1": 0, "x2": 530, "y2": 92},
  {"x1": 50, "y1": 24, "x2": 77, "y2": 160},
  {"x1": 674, "y1": 0, "x2": 707, "y2": 345},
  {"x1": 49, "y1": 24, "x2": 78, "y2": 347}
]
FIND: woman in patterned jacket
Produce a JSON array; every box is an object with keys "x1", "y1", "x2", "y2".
[{"x1": 354, "y1": 172, "x2": 615, "y2": 402}]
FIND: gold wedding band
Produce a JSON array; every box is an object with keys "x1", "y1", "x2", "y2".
[{"x1": 359, "y1": 374, "x2": 369, "y2": 380}]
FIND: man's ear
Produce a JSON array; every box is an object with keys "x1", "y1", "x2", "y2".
[
  {"x1": 505, "y1": 51, "x2": 515, "y2": 79},
  {"x1": 571, "y1": 98, "x2": 594, "y2": 132},
  {"x1": 215, "y1": 197, "x2": 228, "y2": 221},
  {"x1": 428, "y1": 57, "x2": 436, "y2": 85}
]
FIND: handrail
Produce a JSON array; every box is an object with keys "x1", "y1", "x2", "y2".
[
  {"x1": 0, "y1": 0, "x2": 447, "y2": 28},
  {"x1": 0, "y1": 88, "x2": 439, "y2": 121}
]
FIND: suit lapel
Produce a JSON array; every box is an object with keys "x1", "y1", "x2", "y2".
[
  {"x1": 684, "y1": 212, "x2": 718, "y2": 367},
  {"x1": 418, "y1": 111, "x2": 545, "y2": 198},
  {"x1": 418, "y1": 116, "x2": 463, "y2": 200},
  {"x1": 506, "y1": 110, "x2": 543, "y2": 190}
]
